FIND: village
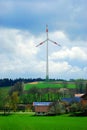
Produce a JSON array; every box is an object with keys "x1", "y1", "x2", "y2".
[
  {"x1": 33, "y1": 93, "x2": 87, "y2": 115},
  {"x1": 0, "y1": 80, "x2": 87, "y2": 116}
]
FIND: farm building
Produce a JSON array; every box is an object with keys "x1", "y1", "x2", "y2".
[
  {"x1": 61, "y1": 93, "x2": 85, "y2": 104},
  {"x1": 61, "y1": 97, "x2": 81, "y2": 104},
  {"x1": 75, "y1": 93, "x2": 84, "y2": 97},
  {"x1": 33, "y1": 102, "x2": 52, "y2": 115},
  {"x1": 81, "y1": 93, "x2": 87, "y2": 107}
]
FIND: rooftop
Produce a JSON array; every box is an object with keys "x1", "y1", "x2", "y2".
[
  {"x1": 61, "y1": 97, "x2": 81, "y2": 103},
  {"x1": 75, "y1": 93, "x2": 84, "y2": 97},
  {"x1": 33, "y1": 102, "x2": 52, "y2": 106}
]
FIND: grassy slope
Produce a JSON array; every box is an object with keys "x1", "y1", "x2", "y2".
[
  {"x1": 0, "y1": 87, "x2": 10, "y2": 95},
  {"x1": 24, "y1": 82, "x2": 76, "y2": 90},
  {"x1": 0, "y1": 113, "x2": 87, "y2": 130}
]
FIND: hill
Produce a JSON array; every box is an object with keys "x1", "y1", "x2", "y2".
[{"x1": 24, "y1": 81, "x2": 76, "y2": 91}]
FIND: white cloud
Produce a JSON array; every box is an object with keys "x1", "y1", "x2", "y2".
[
  {"x1": 49, "y1": 61, "x2": 71, "y2": 73},
  {"x1": 0, "y1": 28, "x2": 38, "y2": 73},
  {"x1": 50, "y1": 46, "x2": 87, "y2": 61},
  {"x1": 48, "y1": 31, "x2": 87, "y2": 62}
]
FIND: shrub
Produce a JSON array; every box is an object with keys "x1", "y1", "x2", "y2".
[
  {"x1": 48, "y1": 102, "x2": 66, "y2": 115},
  {"x1": 70, "y1": 103, "x2": 80, "y2": 113}
]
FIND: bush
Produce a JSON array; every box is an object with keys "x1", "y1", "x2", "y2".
[
  {"x1": 48, "y1": 102, "x2": 66, "y2": 115},
  {"x1": 81, "y1": 105, "x2": 87, "y2": 114},
  {"x1": 70, "y1": 103, "x2": 80, "y2": 113}
]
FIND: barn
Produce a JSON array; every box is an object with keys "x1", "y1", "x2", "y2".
[
  {"x1": 33, "y1": 102, "x2": 52, "y2": 115},
  {"x1": 81, "y1": 93, "x2": 87, "y2": 107},
  {"x1": 61, "y1": 97, "x2": 81, "y2": 104}
]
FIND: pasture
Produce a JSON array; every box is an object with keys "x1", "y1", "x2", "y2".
[
  {"x1": 0, "y1": 87, "x2": 10, "y2": 94},
  {"x1": 24, "y1": 81, "x2": 76, "y2": 90},
  {"x1": 0, "y1": 113, "x2": 87, "y2": 130}
]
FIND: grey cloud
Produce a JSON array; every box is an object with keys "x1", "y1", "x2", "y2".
[{"x1": 0, "y1": 0, "x2": 86, "y2": 40}]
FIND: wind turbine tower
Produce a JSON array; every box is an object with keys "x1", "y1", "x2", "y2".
[{"x1": 36, "y1": 25, "x2": 61, "y2": 81}]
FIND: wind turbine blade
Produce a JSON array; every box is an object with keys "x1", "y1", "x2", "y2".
[
  {"x1": 48, "y1": 39, "x2": 61, "y2": 46},
  {"x1": 36, "y1": 40, "x2": 47, "y2": 47}
]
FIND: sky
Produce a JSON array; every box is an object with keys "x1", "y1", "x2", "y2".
[{"x1": 0, "y1": 0, "x2": 87, "y2": 80}]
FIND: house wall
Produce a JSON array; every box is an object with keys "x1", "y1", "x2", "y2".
[
  {"x1": 81, "y1": 99, "x2": 87, "y2": 107},
  {"x1": 35, "y1": 106, "x2": 50, "y2": 113}
]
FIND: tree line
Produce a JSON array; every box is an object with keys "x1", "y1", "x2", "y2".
[
  {"x1": 0, "y1": 78, "x2": 86, "y2": 87},
  {"x1": 0, "y1": 78, "x2": 44, "y2": 87}
]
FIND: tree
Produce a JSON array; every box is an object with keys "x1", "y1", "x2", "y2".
[
  {"x1": 0, "y1": 90, "x2": 5, "y2": 110},
  {"x1": 85, "y1": 83, "x2": 87, "y2": 93},
  {"x1": 62, "y1": 81, "x2": 68, "y2": 88},
  {"x1": 9, "y1": 82, "x2": 24, "y2": 96},
  {"x1": 48, "y1": 102, "x2": 66, "y2": 115},
  {"x1": 70, "y1": 103, "x2": 80, "y2": 113},
  {"x1": 3, "y1": 95, "x2": 11, "y2": 115},
  {"x1": 10, "y1": 91, "x2": 19, "y2": 112},
  {"x1": 75, "y1": 79, "x2": 85, "y2": 93},
  {"x1": 28, "y1": 87, "x2": 41, "y2": 103}
]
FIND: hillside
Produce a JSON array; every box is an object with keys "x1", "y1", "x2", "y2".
[{"x1": 24, "y1": 81, "x2": 76, "y2": 91}]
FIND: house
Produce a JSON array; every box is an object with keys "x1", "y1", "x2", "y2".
[
  {"x1": 33, "y1": 102, "x2": 52, "y2": 115},
  {"x1": 74, "y1": 93, "x2": 84, "y2": 97},
  {"x1": 61, "y1": 97, "x2": 81, "y2": 104},
  {"x1": 81, "y1": 93, "x2": 87, "y2": 107},
  {"x1": 61, "y1": 93, "x2": 85, "y2": 104}
]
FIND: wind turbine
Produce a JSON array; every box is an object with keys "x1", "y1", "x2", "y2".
[{"x1": 36, "y1": 25, "x2": 61, "y2": 81}]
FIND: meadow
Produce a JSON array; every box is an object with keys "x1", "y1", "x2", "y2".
[
  {"x1": 24, "y1": 81, "x2": 76, "y2": 90},
  {"x1": 0, "y1": 87, "x2": 10, "y2": 94},
  {"x1": 0, "y1": 113, "x2": 87, "y2": 130}
]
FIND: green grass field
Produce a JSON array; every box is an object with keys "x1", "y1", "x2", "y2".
[
  {"x1": 0, "y1": 87, "x2": 10, "y2": 96},
  {"x1": 0, "y1": 113, "x2": 87, "y2": 130},
  {"x1": 24, "y1": 82, "x2": 76, "y2": 90}
]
